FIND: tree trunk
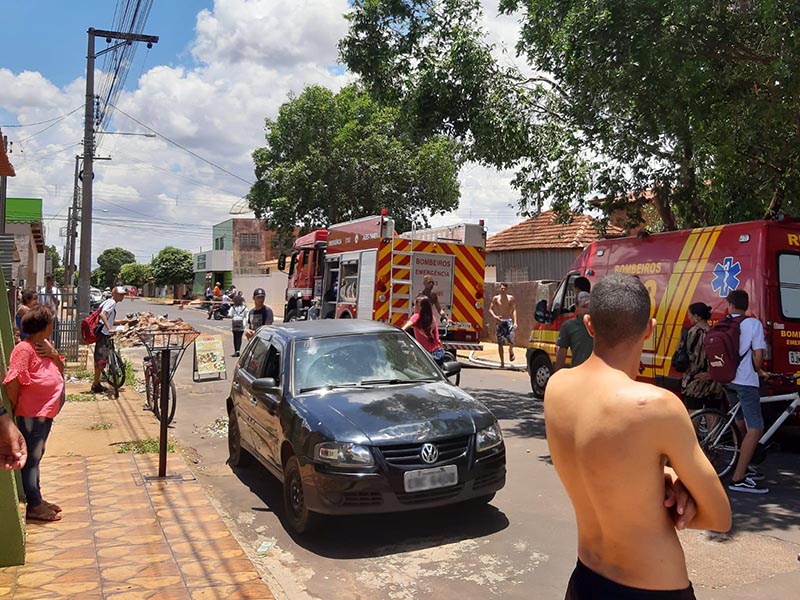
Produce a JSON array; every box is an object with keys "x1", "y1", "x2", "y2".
[
  {"x1": 651, "y1": 186, "x2": 677, "y2": 231},
  {"x1": 763, "y1": 188, "x2": 783, "y2": 220}
]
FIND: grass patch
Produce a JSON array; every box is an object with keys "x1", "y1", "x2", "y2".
[
  {"x1": 69, "y1": 369, "x2": 93, "y2": 381},
  {"x1": 67, "y1": 393, "x2": 106, "y2": 403},
  {"x1": 88, "y1": 422, "x2": 113, "y2": 431},
  {"x1": 116, "y1": 439, "x2": 174, "y2": 454},
  {"x1": 123, "y1": 359, "x2": 136, "y2": 387}
]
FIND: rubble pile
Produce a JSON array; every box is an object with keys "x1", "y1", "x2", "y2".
[{"x1": 116, "y1": 312, "x2": 199, "y2": 347}]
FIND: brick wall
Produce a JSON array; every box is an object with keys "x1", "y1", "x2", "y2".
[{"x1": 233, "y1": 219, "x2": 266, "y2": 274}]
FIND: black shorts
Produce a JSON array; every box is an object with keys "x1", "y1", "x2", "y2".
[
  {"x1": 94, "y1": 332, "x2": 110, "y2": 367},
  {"x1": 565, "y1": 560, "x2": 695, "y2": 600}
]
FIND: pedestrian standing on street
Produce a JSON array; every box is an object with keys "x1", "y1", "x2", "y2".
[
  {"x1": 245, "y1": 288, "x2": 274, "y2": 340},
  {"x1": 401, "y1": 295, "x2": 446, "y2": 366},
  {"x1": 545, "y1": 273, "x2": 730, "y2": 599},
  {"x1": 230, "y1": 294, "x2": 248, "y2": 357},
  {"x1": 14, "y1": 290, "x2": 38, "y2": 343},
  {"x1": 38, "y1": 275, "x2": 61, "y2": 349},
  {"x1": 553, "y1": 291, "x2": 593, "y2": 372},
  {"x1": 721, "y1": 290, "x2": 769, "y2": 494},
  {"x1": 681, "y1": 303, "x2": 724, "y2": 411},
  {"x1": 208, "y1": 281, "x2": 222, "y2": 319},
  {"x1": 92, "y1": 287, "x2": 125, "y2": 394},
  {"x1": 3, "y1": 305, "x2": 66, "y2": 522},
  {"x1": 489, "y1": 283, "x2": 517, "y2": 368}
]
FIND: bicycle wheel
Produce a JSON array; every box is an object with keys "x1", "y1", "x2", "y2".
[
  {"x1": 152, "y1": 381, "x2": 177, "y2": 425},
  {"x1": 144, "y1": 365, "x2": 154, "y2": 410},
  {"x1": 690, "y1": 409, "x2": 740, "y2": 477},
  {"x1": 107, "y1": 349, "x2": 126, "y2": 399}
]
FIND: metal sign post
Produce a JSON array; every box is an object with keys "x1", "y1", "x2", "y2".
[{"x1": 136, "y1": 327, "x2": 198, "y2": 478}]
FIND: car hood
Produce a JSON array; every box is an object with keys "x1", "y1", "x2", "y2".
[{"x1": 292, "y1": 381, "x2": 496, "y2": 445}]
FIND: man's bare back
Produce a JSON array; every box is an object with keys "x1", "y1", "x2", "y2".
[{"x1": 545, "y1": 274, "x2": 730, "y2": 596}]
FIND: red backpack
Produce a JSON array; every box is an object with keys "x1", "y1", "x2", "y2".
[
  {"x1": 80, "y1": 306, "x2": 103, "y2": 345},
  {"x1": 704, "y1": 315, "x2": 748, "y2": 384}
]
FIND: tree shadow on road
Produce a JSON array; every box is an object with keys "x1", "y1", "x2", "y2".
[
  {"x1": 229, "y1": 462, "x2": 510, "y2": 559},
  {"x1": 464, "y1": 386, "x2": 546, "y2": 440}
]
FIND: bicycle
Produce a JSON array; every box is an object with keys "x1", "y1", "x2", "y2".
[
  {"x1": 143, "y1": 352, "x2": 177, "y2": 425},
  {"x1": 101, "y1": 336, "x2": 126, "y2": 399},
  {"x1": 690, "y1": 374, "x2": 800, "y2": 477}
]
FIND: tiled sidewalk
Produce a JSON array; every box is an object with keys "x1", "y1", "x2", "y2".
[{"x1": 0, "y1": 455, "x2": 274, "y2": 600}]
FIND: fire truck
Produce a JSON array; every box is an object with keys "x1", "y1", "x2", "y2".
[
  {"x1": 526, "y1": 218, "x2": 800, "y2": 399},
  {"x1": 279, "y1": 215, "x2": 487, "y2": 353}
]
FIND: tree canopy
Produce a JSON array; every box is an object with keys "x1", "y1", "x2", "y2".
[
  {"x1": 247, "y1": 84, "x2": 462, "y2": 234},
  {"x1": 96, "y1": 247, "x2": 135, "y2": 287},
  {"x1": 151, "y1": 247, "x2": 193, "y2": 287},
  {"x1": 119, "y1": 263, "x2": 153, "y2": 287},
  {"x1": 45, "y1": 245, "x2": 62, "y2": 285},
  {"x1": 340, "y1": 0, "x2": 800, "y2": 230}
]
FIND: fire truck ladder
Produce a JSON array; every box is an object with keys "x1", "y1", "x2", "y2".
[{"x1": 388, "y1": 242, "x2": 413, "y2": 325}]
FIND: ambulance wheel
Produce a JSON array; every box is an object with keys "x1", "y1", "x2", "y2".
[{"x1": 529, "y1": 354, "x2": 552, "y2": 398}]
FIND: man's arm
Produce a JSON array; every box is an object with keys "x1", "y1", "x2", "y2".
[
  {"x1": 655, "y1": 394, "x2": 731, "y2": 532},
  {"x1": 488, "y1": 296, "x2": 501, "y2": 322},
  {"x1": 553, "y1": 347, "x2": 568, "y2": 372},
  {"x1": 553, "y1": 324, "x2": 570, "y2": 372}
]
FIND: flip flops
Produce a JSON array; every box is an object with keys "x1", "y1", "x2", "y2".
[{"x1": 26, "y1": 506, "x2": 62, "y2": 522}]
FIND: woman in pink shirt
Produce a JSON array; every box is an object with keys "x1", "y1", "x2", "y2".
[
  {"x1": 3, "y1": 305, "x2": 65, "y2": 522},
  {"x1": 402, "y1": 295, "x2": 446, "y2": 366}
]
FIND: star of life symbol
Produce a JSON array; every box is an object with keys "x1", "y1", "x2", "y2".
[{"x1": 711, "y1": 256, "x2": 741, "y2": 298}]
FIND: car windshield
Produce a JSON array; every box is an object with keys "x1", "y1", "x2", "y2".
[{"x1": 293, "y1": 332, "x2": 442, "y2": 392}]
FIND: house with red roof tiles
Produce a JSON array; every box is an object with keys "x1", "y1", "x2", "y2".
[{"x1": 486, "y1": 211, "x2": 626, "y2": 283}]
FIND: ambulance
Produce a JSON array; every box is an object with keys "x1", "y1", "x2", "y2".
[
  {"x1": 280, "y1": 214, "x2": 487, "y2": 354},
  {"x1": 526, "y1": 218, "x2": 800, "y2": 398}
]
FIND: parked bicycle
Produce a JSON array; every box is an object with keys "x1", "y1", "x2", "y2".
[
  {"x1": 690, "y1": 374, "x2": 800, "y2": 477},
  {"x1": 143, "y1": 352, "x2": 177, "y2": 425},
  {"x1": 98, "y1": 336, "x2": 126, "y2": 399}
]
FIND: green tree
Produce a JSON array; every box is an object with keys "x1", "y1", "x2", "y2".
[
  {"x1": 96, "y1": 248, "x2": 135, "y2": 287},
  {"x1": 247, "y1": 84, "x2": 462, "y2": 233},
  {"x1": 119, "y1": 263, "x2": 153, "y2": 287},
  {"x1": 151, "y1": 247, "x2": 193, "y2": 289},
  {"x1": 90, "y1": 267, "x2": 105, "y2": 288},
  {"x1": 44, "y1": 245, "x2": 61, "y2": 282},
  {"x1": 341, "y1": 1, "x2": 800, "y2": 230}
]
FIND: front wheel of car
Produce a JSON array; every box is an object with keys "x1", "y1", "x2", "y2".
[
  {"x1": 528, "y1": 353, "x2": 552, "y2": 398},
  {"x1": 283, "y1": 455, "x2": 319, "y2": 534},
  {"x1": 227, "y1": 409, "x2": 251, "y2": 467}
]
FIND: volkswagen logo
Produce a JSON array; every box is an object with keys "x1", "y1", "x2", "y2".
[{"x1": 420, "y1": 443, "x2": 438, "y2": 464}]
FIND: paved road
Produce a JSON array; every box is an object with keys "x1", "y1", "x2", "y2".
[{"x1": 132, "y1": 301, "x2": 800, "y2": 599}]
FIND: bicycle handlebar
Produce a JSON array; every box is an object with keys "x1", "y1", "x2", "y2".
[{"x1": 763, "y1": 372, "x2": 800, "y2": 386}]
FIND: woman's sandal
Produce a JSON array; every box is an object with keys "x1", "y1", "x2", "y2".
[{"x1": 26, "y1": 506, "x2": 62, "y2": 522}]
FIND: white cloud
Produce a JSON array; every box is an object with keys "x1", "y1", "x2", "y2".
[{"x1": 2, "y1": 0, "x2": 528, "y2": 269}]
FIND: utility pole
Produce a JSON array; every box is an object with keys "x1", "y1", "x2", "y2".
[{"x1": 77, "y1": 27, "x2": 158, "y2": 319}]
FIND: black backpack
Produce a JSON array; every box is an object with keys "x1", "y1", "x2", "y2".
[{"x1": 671, "y1": 327, "x2": 691, "y2": 372}]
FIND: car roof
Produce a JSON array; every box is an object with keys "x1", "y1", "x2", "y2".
[{"x1": 259, "y1": 319, "x2": 400, "y2": 342}]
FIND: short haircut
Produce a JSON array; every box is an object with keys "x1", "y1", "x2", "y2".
[
  {"x1": 574, "y1": 276, "x2": 591, "y2": 293},
  {"x1": 21, "y1": 305, "x2": 53, "y2": 335},
  {"x1": 21, "y1": 289, "x2": 37, "y2": 305},
  {"x1": 590, "y1": 273, "x2": 651, "y2": 346},
  {"x1": 727, "y1": 289, "x2": 749, "y2": 312}
]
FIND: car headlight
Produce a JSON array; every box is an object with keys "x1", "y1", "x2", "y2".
[
  {"x1": 314, "y1": 442, "x2": 374, "y2": 467},
  {"x1": 476, "y1": 422, "x2": 503, "y2": 452}
]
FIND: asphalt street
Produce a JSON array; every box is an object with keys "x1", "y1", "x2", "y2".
[{"x1": 131, "y1": 300, "x2": 800, "y2": 600}]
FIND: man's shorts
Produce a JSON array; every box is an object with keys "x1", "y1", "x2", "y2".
[
  {"x1": 496, "y1": 319, "x2": 515, "y2": 345},
  {"x1": 723, "y1": 383, "x2": 764, "y2": 429},
  {"x1": 94, "y1": 332, "x2": 110, "y2": 368},
  {"x1": 565, "y1": 560, "x2": 696, "y2": 599}
]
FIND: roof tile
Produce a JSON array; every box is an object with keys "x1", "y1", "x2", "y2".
[{"x1": 486, "y1": 211, "x2": 625, "y2": 252}]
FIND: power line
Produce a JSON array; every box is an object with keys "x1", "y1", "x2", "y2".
[
  {"x1": 15, "y1": 106, "x2": 84, "y2": 143},
  {"x1": 107, "y1": 102, "x2": 255, "y2": 186},
  {"x1": 1, "y1": 105, "x2": 84, "y2": 128}
]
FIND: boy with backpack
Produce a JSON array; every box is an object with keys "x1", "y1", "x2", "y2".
[{"x1": 706, "y1": 290, "x2": 768, "y2": 493}]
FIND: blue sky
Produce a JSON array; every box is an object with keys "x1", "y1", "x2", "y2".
[{"x1": 0, "y1": 1, "x2": 211, "y2": 89}]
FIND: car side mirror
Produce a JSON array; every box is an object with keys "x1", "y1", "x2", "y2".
[
  {"x1": 252, "y1": 377, "x2": 280, "y2": 395},
  {"x1": 442, "y1": 361, "x2": 461, "y2": 379},
  {"x1": 277, "y1": 254, "x2": 287, "y2": 272},
  {"x1": 534, "y1": 299, "x2": 553, "y2": 324}
]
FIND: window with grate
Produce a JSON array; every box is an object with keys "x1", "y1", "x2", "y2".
[
  {"x1": 240, "y1": 233, "x2": 260, "y2": 248},
  {"x1": 505, "y1": 267, "x2": 528, "y2": 282},
  {"x1": 196, "y1": 254, "x2": 206, "y2": 270},
  {"x1": 214, "y1": 236, "x2": 225, "y2": 250}
]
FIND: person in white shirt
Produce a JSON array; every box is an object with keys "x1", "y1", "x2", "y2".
[
  {"x1": 723, "y1": 290, "x2": 769, "y2": 494},
  {"x1": 38, "y1": 275, "x2": 61, "y2": 349},
  {"x1": 92, "y1": 287, "x2": 125, "y2": 393}
]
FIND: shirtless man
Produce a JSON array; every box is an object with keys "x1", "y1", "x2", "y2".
[
  {"x1": 420, "y1": 275, "x2": 446, "y2": 321},
  {"x1": 489, "y1": 283, "x2": 517, "y2": 368},
  {"x1": 545, "y1": 273, "x2": 730, "y2": 598}
]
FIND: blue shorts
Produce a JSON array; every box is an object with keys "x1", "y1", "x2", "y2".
[{"x1": 723, "y1": 383, "x2": 764, "y2": 430}]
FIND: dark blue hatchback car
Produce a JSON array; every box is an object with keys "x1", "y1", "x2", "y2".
[{"x1": 227, "y1": 320, "x2": 506, "y2": 533}]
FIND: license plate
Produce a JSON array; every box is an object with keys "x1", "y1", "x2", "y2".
[
  {"x1": 403, "y1": 465, "x2": 458, "y2": 493},
  {"x1": 790, "y1": 351, "x2": 800, "y2": 366}
]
